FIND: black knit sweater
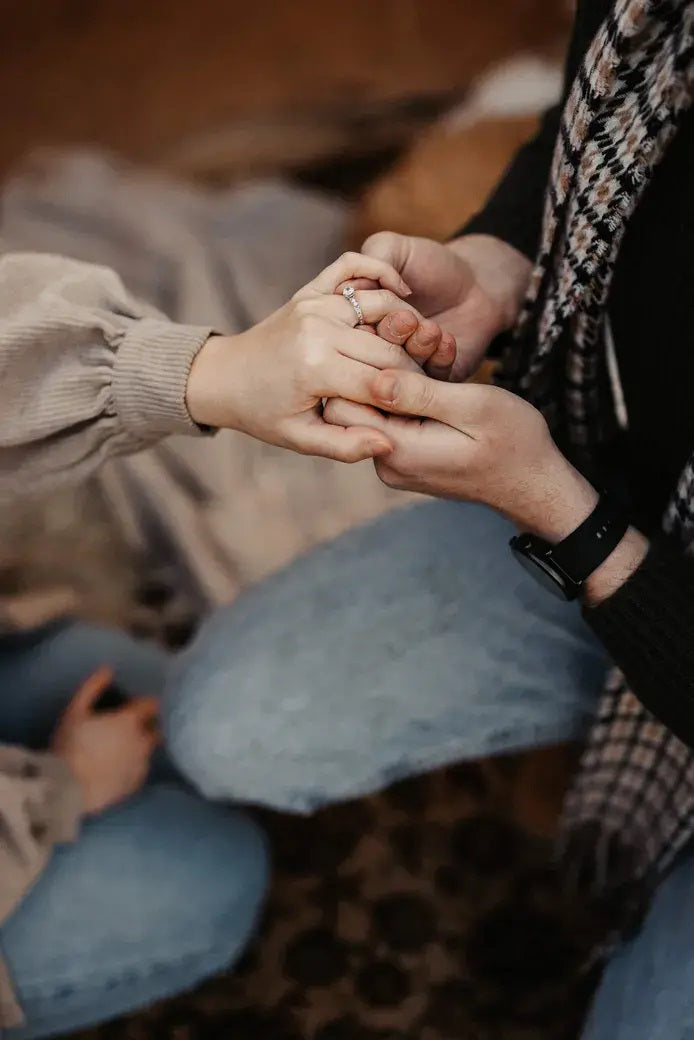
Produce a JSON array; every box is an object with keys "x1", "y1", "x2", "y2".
[{"x1": 462, "y1": 0, "x2": 694, "y2": 745}]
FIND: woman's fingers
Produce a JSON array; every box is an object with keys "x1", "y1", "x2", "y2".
[
  {"x1": 128, "y1": 696, "x2": 161, "y2": 729},
  {"x1": 303, "y1": 252, "x2": 412, "y2": 297},
  {"x1": 323, "y1": 397, "x2": 389, "y2": 431},
  {"x1": 335, "y1": 277, "x2": 379, "y2": 294},
  {"x1": 337, "y1": 325, "x2": 422, "y2": 373},
  {"x1": 316, "y1": 353, "x2": 414, "y2": 408},
  {"x1": 65, "y1": 666, "x2": 114, "y2": 718},
  {"x1": 293, "y1": 417, "x2": 392, "y2": 463},
  {"x1": 326, "y1": 288, "x2": 423, "y2": 328}
]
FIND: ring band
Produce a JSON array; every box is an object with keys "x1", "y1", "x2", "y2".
[{"x1": 342, "y1": 284, "x2": 365, "y2": 326}]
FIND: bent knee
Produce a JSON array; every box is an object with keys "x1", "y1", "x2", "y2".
[{"x1": 147, "y1": 787, "x2": 270, "y2": 965}]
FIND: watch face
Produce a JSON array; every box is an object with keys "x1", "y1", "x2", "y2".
[{"x1": 510, "y1": 542, "x2": 572, "y2": 600}]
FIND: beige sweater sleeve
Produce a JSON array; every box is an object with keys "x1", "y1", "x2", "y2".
[
  {"x1": 0, "y1": 251, "x2": 214, "y2": 499},
  {"x1": 0, "y1": 251, "x2": 214, "y2": 1024},
  {"x1": 0, "y1": 745, "x2": 84, "y2": 1027}
]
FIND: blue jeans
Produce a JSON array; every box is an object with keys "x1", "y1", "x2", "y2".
[
  {"x1": 0, "y1": 623, "x2": 269, "y2": 1040},
  {"x1": 165, "y1": 500, "x2": 694, "y2": 1040},
  {"x1": 4, "y1": 501, "x2": 694, "y2": 1039}
]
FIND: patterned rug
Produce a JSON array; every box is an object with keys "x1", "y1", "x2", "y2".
[{"x1": 72, "y1": 756, "x2": 598, "y2": 1040}]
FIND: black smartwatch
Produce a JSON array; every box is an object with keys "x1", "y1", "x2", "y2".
[{"x1": 509, "y1": 493, "x2": 630, "y2": 601}]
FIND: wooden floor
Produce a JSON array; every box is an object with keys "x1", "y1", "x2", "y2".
[{"x1": 0, "y1": 0, "x2": 567, "y2": 178}]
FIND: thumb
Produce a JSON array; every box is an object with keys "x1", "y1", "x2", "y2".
[
  {"x1": 127, "y1": 696, "x2": 160, "y2": 731},
  {"x1": 361, "y1": 231, "x2": 410, "y2": 274},
  {"x1": 371, "y1": 369, "x2": 464, "y2": 425},
  {"x1": 66, "y1": 666, "x2": 114, "y2": 718}
]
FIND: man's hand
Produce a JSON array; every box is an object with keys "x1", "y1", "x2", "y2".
[
  {"x1": 361, "y1": 232, "x2": 533, "y2": 381},
  {"x1": 52, "y1": 667, "x2": 160, "y2": 815},
  {"x1": 325, "y1": 370, "x2": 650, "y2": 604},
  {"x1": 186, "y1": 251, "x2": 442, "y2": 464},
  {"x1": 324, "y1": 370, "x2": 598, "y2": 539}
]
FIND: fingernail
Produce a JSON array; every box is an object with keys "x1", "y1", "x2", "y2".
[
  {"x1": 393, "y1": 310, "x2": 416, "y2": 330},
  {"x1": 399, "y1": 279, "x2": 413, "y2": 297}
]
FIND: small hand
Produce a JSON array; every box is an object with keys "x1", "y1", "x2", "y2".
[
  {"x1": 333, "y1": 283, "x2": 457, "y2": 381},
  {"x1": 51, "y1": 667, "x2": 160, "y2": 815},
  {"x1": 186, "y1": 251, "x2": 435, "y2": 463},
  {"x1": 361, "y1": 232, "x2": 532, "y2": 381},
  {"x1": 324, "y1": 369, "x2": 599, "y2": 541}
]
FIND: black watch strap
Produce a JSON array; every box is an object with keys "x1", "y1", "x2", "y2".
[{"x1": 549, "y1": 493, "x2": 630, "y2": 584}]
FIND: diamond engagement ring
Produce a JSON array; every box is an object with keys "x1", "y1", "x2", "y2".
[{"x1": 342, "y1": 284, "x2": 365, "y2": 326}]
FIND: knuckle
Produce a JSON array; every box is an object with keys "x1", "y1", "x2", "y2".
[
  {"x1": 300, "y1": 340, "x2": 326, "y2": 374},
  {"x1": 293, "y1": 297, "x2": 316, "y2": 320},
  {"x1": 384, "y1": 339, "x2": 403, "y2": 361},
  {"x1": 362, "y1": 230, "x2": 396, "y2": 257},
  {"x1": 339, "y1": 250, "x2": 359, "y2": 268},
  {"x1": 378, "y1": 288, "x2": 399, "y2": 307},
  {"x1": 414, "y1": 381, "x2": 436, "y2": 413}
]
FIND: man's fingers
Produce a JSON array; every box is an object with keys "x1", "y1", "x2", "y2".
[
  {"x1": 294, "y1": 420, "x2": 392, "y2": 463},
  {"x1": 361, "y1": 231, "x2": 411, "y2": 273},
  {"x1": 305, "y1": 251, "x2": 412, "y2": 297},
  {"x1": 403, "y1": 319, "x2": 443, "y2": 365},
  {"x1": 323, "y1": 397, "x2": 388, "y2": 431},
  {"x1": 375, "y1": 310, "x2": 418, "y2": 345},
  {"x1": 371, "y1": 368, "x2": 473, "y2": 425},
  {"x1": 66, "y1": 666, "x2": 114, "y2": 717},
  {"x1": 425, "y1": 331, "x2": 457, "y2": 381},
  {"x1": 316, "y1": 354, "x2": 403, "y2": 409}
]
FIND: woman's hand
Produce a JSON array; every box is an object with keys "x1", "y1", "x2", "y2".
[
  {"x1": 51, "y1": 667, "x2": 160, "y2": 815},
  {"x1": 324, "y1": 369, "x2": 599, "y2": 541},
  {"x1": 185, "y1": 252, "x2": 451, "y2": 463}
]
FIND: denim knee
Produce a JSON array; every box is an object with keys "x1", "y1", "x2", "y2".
[
  {"x1": 3, "y1": 786, "x2": 270, "y2": 1040},
  {"x1": 162, "y1": 677, "x2": 325, "y2": 813}
]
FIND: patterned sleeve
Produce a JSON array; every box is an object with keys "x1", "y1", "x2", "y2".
[{"x1": 453, "y1": 0, "x2": 602, "y2": 258}]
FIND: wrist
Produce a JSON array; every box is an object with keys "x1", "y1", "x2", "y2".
[
  {"x1": 54, "y1": 750, "x2": 94, "y2": 814},
  {"x1": 447, "y1": 233, "x2": 532, "y2": 331},
  {"x1": 512, "y1": 457, "x2": 600, "y2": 543},
  {"x1": 582, "y1": 527, "x2": 649, "y2": 607},
  {"x1": 510, "y1": 459, "x2": 649, "y2": 607},
  {"x1": 185, "y1": 333, "x2": 246, "y2": 430}
]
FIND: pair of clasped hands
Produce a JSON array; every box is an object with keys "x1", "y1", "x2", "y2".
[
  {"x1": 53, "y1": 233, "x2": 644, "y2": 819},
  {"x1": 186, "y1": 231, "x2": 601, "y2": 543}
]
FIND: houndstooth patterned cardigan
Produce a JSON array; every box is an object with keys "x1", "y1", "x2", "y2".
[{"x1": 498, "y1": 0, "x2": 694, "y2": 947}]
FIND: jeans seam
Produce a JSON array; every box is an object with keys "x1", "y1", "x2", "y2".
[{"x1": 12, "y1": 907, "x2": 251, "y2": 1005}]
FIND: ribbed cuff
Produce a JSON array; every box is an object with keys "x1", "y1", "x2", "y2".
[
  {"x1": 112, "y1": 319, "x2": 214, "y2": 441},
  {"x1": 39, "y1": 753, "x2": 84, "y2": 844},
  {"x1": 584, "y1": 540, "x2": 694, "y2": 745}
]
